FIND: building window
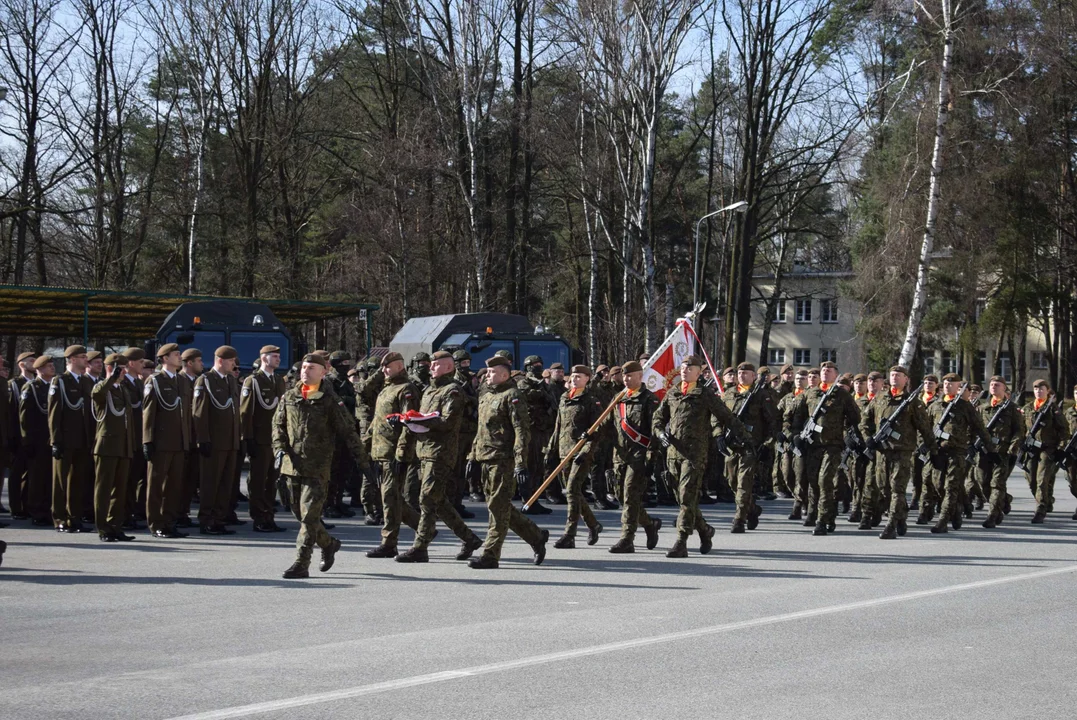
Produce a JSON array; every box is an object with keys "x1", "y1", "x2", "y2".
[
  {"x1": 795, "y1": 299, "x2": 812, "y2": 324},
  {"x1": 794, "y1": 348, "x2": 811, "y2": 366},
  {"x1": 977, "y1": 351, "x2": 987, "y2": 382},
  {"x1": 1031, "y1": 351, "x2": 1049, "y2": 370},
  {"x1": 770, "y1": 301, "x2": 786, "y2": 324},
  {"x1": 999, "y1": 353, "x2": 1013, "y2": 384},
  {"x1": 942, "y1": 351, "x2": 957, "y2": 375},
  {"x1": 923, "y1": 354, "x2": 935, "y2": 376},
  {"x1": 819, "y1": 348, "x2": 837, "y2": 364},
  {"x1": 820, "y1": 299, "x2": 838, "y2": 324},
  {"x1": 768, "y1": 348, "x2": 786, "y2": 365}
]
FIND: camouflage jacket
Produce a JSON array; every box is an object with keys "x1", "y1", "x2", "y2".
[
  {"x1": 788, "y1": 384, "x2": 861, "y2": 448},
  {"x1": 413, "y1": 374, "x2": 464, "y2": 465},
  {"x1": 370, "y1": 374, "x2": 420, "y2": 462},
  {"x1": 356, "y1": 371, "x2": 384, "y2": 438},
  {"x1": 612, "y1": 386, "x2": 658, "y2": 462},
  {"x1": 720, "y1": 383, "x2": 778, "y2": 448},
  {"x1": 979, "y1": 397, "x2": 1025, "y2": 456},
  {"x1": 549, "y1": 386, "x2": 604, "y2": 459},
  {"x1": 454, "y1": 368, "x2": 478, "y2": 437},
  {"x1": 859, "y1": 390, "x2": 935, "y2": 454},
  {"x1": 927, "y1": 395, "x2": 993, "y2": 453},
  {"x1": 470, "y1": 380, "x2": 529, "y2": 467},
  {"x1": 516, "y1": 372, "x2": 556, "y2": 435},
  {"x1": 272, "y1": 382, "x2": 368, "y2": 480},
  {"x1": 779, "y1": 390, "x2": 806, "y2": 437},
  {"x1": 328, "y1": 370, "x2": 357, "y2": 415},
  {"x1": 1020, "y1": 399, "x2": 1070, "y2": 449},
  {"x1": 653, "y1": 383, "x2": 747, "y2": 465}
]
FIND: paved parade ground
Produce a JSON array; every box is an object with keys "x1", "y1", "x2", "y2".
[{"x1": 2, "y1": 470, "x2": 1076, "y2": 720}]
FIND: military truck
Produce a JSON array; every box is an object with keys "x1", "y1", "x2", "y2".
[{"x1": 389, "y1": 313, "x2": 577, "y2": 370}]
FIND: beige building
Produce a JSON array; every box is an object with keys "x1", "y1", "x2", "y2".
[{"x1": 747, "y1": 271, "x2": 1051, "y2": 390}]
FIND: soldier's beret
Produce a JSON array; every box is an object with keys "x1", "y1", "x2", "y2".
[
  {"x1": 808, "y1": 367, "x2": 820, "y2": 375},
  {"x1": 969, "y1": 384, "x2": 983, "y2": 393},
  {"x1": 181, "y1": 348, "x2": 202, "y2": 361},
  {"x1": 260, "y1": 345, "x2": 281, "y2": 355},
  {"x1": 430, "y1": 350, "x2": 453, "y2": 361},
  {"x1": 312, "y1": 349, "x2": 330, "y2": 359},
  {"x1": 638, "y1": 354, "x2": 650, "y2": 363},
  {"x1": 494, "y1": 350, "x2": 513, "y2": 360},
  {"x1": 86, "y1": 350, "x2": 102, "y2": 362},
  {"x1": 104, "y1": 353, "x2": 127, "y2": 366},
  {"x1": 737, "y1": 362, "x2": 755, "y2": 372},
  {"x1": 868, "y1": 371, "x2": 885, "y2": 380},
  {"x1": 156, "y1": 343, "x2": 180, "y2": 358},
  {"x1": 795, "y1": 368, "x2": 808, "y2": 376},
  {"x1": 571, "y1": 364, "x2": 592, "y2": 376},
  {"x1": 722, "y1": 366, "x2": 735, "y2": 376},
  {"x1": 923, "y1": 374, "x2": 939, "y2": 383},
  {"x1": 329, "y1": 350, "x2": 351, "y2": 362},
  {"x1": 757, "y1": 366, "x2": 771, "y2": 375},
  {"x1": 595, "y1": 364, "x2": 609, "y2": 374},
  {"x1": 122, "y1": 347, "x2": 145, "y2": 361},
  {"x1": 820, "y1": 361, "x2": 838, "y2": 370},
  {"x1": 780, "y1": 364, "x2": 794, "y2": 374},
  {"x1": 853, "y1": 373, "x2": 868, "y2": 382},
  {"x1": 486, "y1": 356, "x2": 511, "y2": 369},
  {"x1": 682, "y1": 355, "x2": 703, "y2": 367},
  {"x1": 989, "y1": 375, "x2": 1007, "y2": 385},
  {"x1": 381, "y1": 352, "x2": 403, "y2": 366},
  {"x1": 452, "y1": 349, "x2": 471, "y2": 361},
  {"x1": 838, "y1": 378, "x2": 852, "y2": 388},
  {"x1": 889, "y1": 365, "x2": 908, "y2": 375},
  {"x1": 609, "y1": 366, "x2": 623, "y2": 374},
  {"x1": 143, "y1": 359, "x2": 156, "y2": 370},
  {"x1": 941, "y1": 372, "x2": 962, "y2": 382},
  {"x1": 1033, "y1": 378, "x2": 1050, "y2": 389},
  {"x1": 413, "y1": 351, "x2": 431, "y2": 363},
  {"x1": 523, "y1": 354, "x2": 542, "y2": 366},
  {"x1": 64, "y1": 344, "x2": 87, "y2": 358},
  {"x1": 16, "y1": 352, "x2": 35, "y2": 363},
  {"x1": 549, "y1": 362, "x2": 564, "y2": 370},
  {"x1": 32, "y1": 355, "x2": 54, "y2": 369},
  {"x1": 215, "y1": 345, "x2": 238, "y2": 360},
  {"x1": 839, "y1": 372, "x2": 854, "y2": 382},
  {"x1": 621, "y1": 361, "x2": 643, "y2": 374},
  {"x1": 302, "y1": 353, "x2": 327, "y2": 368}
]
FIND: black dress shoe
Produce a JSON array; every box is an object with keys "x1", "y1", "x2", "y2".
[
  {"x1": 336, "y1": 505, "x2": 356, "y2": 518},
  {"x1": 645, "y1": 518, "x2": 662, "y2": 550},
  {"x1": 532, "y1": 529, "x2": 549, "y2": 565},
  {"x1": 68, "y1": 523, "x2": 86, "y2": 533},
  {"x1": 366, "y1": 544, "x2": 398, "y2": 558},
  {"x1": 32, "y1": 516, "x2": 52, "y2": 526},
  {"x1": 282, "y1": 562, "x2": 309, "y2": 579},
  {"x1": 12, "y1": 512, "x2": 30, "y2": 520},
  {"x1": 699, "y1": 493, "x2": 718, "y2": 505},
  {"x1": 320, "y1": 537, "x2": 342, "y2": 571},
  {"x1": 225, "y1": 516, "x2": 247, "y2": 526},
  {"x1": 597, "y1": 497, "x2": 618, "y2": 510},
  {"x1": 524, "y1": 502, "x2": 552, "y2": 516},
  {"x1": 237, "y1": 492, "x2": 249, "y2": 502},
  {"x1": 114, "y1": 532, "x2": 135, "y2": 541},
  {"x1": 587, "y1": 522, "x2": 603, "y2": 546},
  {"x1": 200, "y1": 525, "x2": 226, "y2": 535},
  {"x1": 363, "y1": 514, "x2": 382, "y2": 526},
  {"x1": 253, "y1": 522, "x2": 276, "y2": 533},
  {"x1": 153, "y1": 529, "x2": 174, "y2": 538},
  {"x1": 175, "y1": 516, "x2": 197, "y2": 528},
  {"x1": 269, "y1": 522, "x2": 287, "y2": 532},
  {"x1": 699, "y1": 525, "x2": 715, "y2": 554},
  {"x1": 469, "y1": 554, "x2": 499, "y2": 569},
  {"x1": 56, "y1": 523, "x2": 68, "y2": 533},
  {"x1": 395, "y1": 547, "x2": 429, "y2": 563},
  {"x1": 99, "y1": 533, "x2": 118, "y2": 543}
]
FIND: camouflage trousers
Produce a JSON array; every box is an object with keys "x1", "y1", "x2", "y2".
[
  {"x1": 665, "y1": 456, "x2": 710, "y2": 540},
  {"x1": 1023, "y1": 451, "x2": 1060, "y2": 515},
  {"x1": 479, "y1": 459, "x2": 542, "y2": 561},
  {"x1": 869, "y1": 450, "x2": 913, "y2": 524},
  {"x1": 285, "y1": 474, "x2": 335, "y2": 568},
  {"x1": 804, "y1": 445, "x2": 842, "y2": 525},
  {"x1": 930, "y1": 449, "x2": 967, "y2": 523},
  {"x1": 378, "y1": 460, "x2": 419, "y2": 546},
  {"x1": 563, "y1": 453, "x2": 598, "y2": 537},
  {"x1": 725, "y1": 449, "x2": 759, "y2": 522},
  {"x1": 975, "y1": 454, "x2": 1010, "y2": 520},
  {"x1": 612, "y1": 453, "x2": 656, "y2": 540},
  {"x1": 413, "y1": 460, "x2": 480, "y2": 550}
]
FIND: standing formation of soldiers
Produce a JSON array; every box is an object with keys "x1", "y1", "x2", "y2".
[{"x1": 4, "y1": 341, "x2": 1077, "y2": 576}]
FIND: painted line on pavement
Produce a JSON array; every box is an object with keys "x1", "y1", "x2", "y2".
[{"x1": 166, "y1": 563, "x2": 1077, "y2": 720}]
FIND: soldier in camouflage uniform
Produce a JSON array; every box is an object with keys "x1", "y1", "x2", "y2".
[
  {"x1": 516, "y1": 355, "x2": 555, "y2": 515},
  {"x1": 653, "y1": 355, "x2": 748, "y2": 558},
  {"x1": 1021, "y1": 379, "x2": 1070, "y2": 523},
  {"x1": 770, "y1": 364, "x2": 795, "y2": 497},
  {"x1": 366, "y1": 352, "x2": 421, "y2": 558},
  {"x1": 325, "y1": 351, "x2": 358, "y2": 519},
  {"x1": 787, "y1": 361, "x2": 861, "y2": 536},
  {"x1": 1063, "y1": 386, "x2": 1077, "y2": 520},
  {"x1": 547, "y1": 362, "x2": 566, "y2": 403},
  {"x1": 549, "y1": 365, "x2": 605, "y2": 549},
  {"x1": 922, "y1": 373, "x2": 997, "y2": 534},
  {"x1": 396, "y1": 351, "x2": 483, "y2": 563},
  {"x1": 860, "y1": 366, "x2": 938, "y2": 539},
  {"x1": 355, "y1": 358, "x2": 386, "y2": 523},
  {"x1": 453, "y1": 350, "x2": 482, "y2": 504},
  {"x1": 974, "y1": 376, "x2": 1024, "y2": 528},
  {"x1": 720, "y1": 362, "x2": 778, "y2": 533},
  {"x1": 847, "y1": 373, "x2": 873, "y2": 526},
  {"x1": 780, "y1": 369, "x2": 809, "y2": 519},
  {"x1": 274, "y1": 354, "x2": 371, "y2": 579},
  {"x1": 911, "y1": 374, "x2": 939, "y2": 511},
  {"x1": 589, "y1": 366, "x2": 620, "y2": 509},
  {"x1": 467, "y1": 355, "x2": 548, "y2": 569},
  {"x1": 608, "y1": 361, "x2": 661, "y2": 553}
]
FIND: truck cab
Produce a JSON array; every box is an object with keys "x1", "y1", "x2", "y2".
[{"x1": 155, "y1": 301, "x2": 292, "y2": 372}]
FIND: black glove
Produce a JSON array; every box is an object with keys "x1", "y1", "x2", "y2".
[
  {"x1": 276, "y1": 474, "x2": 291, "y2": 511},
  {"x1": 792, "y1": 435, "x2": 805, "y2": 451},
  {"x1": 143, "y1": 443, "x2": 154, "y2": 462},
  {"x1": 199, "y1": 441, "x2": 213, "y2": 458},
  {"x1": 573, "y1": 429, "x2": 593, "y2": 442},
  {"x1": 273, "y1": 450, "x2": 285, "y2": 472},
  {"x1": 572, "y1": 453, "x2": 587, "y2": 465},
  {"x1": 387, "y1": 416, "x2": 404, "y2": 431},
  {"x1": 655, "y1": 429, "x2": 671, "y2": 448},
  {"x1": 1052, "y1": 450, "x2": 1068, "y2": 465},
  {"x1": 514, "y1": 466, "x2": 529, "y2": 484},
  {"x1": 984, "y1": 450, "x2": 1002, "y2": 465},
  {"x1": 50, "y1": 444, "x2": 63, "y2": 459},
  {"x1": 466, "y1": 459, "x2": 482, "y2": 485},
  {"x1": 929, "y1": 452, "x2": 947, "y2": 471},
  {"x1": 109, "y1": 364, "x2": 124, "y2": 382},
  {"x1": 864, "y1": 437, "x2": 880, "y2": 453},
  {"x1": 775, "y1": 431, "x2": 788, "y2": 446}
]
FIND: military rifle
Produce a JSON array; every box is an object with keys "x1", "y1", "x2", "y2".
[
  {"x1": 721, "y1": 376, "x2": 767, "y2": 455},
  {"x1": 863, "y1": 382, "x2": 924, "y2": 461},
  {"x1": 1017, "y1": 396, "x2": 1057, "y2": 471},
  {"x1": 794, "y1": 382, "x2": 840, "y2": 457},
  {"x1": 918, "y1": 382, "x2": 968, "y2": 463},
  {"x1": 1061, "y1": 428, "x2": 1077, "y2": 470},
  {"x1": 966, "y1": 395, "x2": 1012, "y2": 463}
]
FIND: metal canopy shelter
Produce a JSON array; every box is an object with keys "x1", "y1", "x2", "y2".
[{"x1": 0, "y1": 284, "x2": 379, "y2": 346}]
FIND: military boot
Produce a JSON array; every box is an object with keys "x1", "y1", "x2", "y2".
[
  {"x1": 609, "y1": 538, "x2": 634, "y2": 554},
  {"x1": 848, "y1": 508, "x2": 862, "y2": 524},
  {"x1": 524, "y1": 501, "x2": 552, "y2": 516},
  {"x1": 788, "y1": 502, "x2": 802, "y2": 521},
  {"x1": 730, "y1": 519, "x2": 745, "y2": 534},
  {"x1": 896, "y1": 518, "x2": 907, "y2": 536},
  {"x1": 803, "y1": 509, "x2": 817, "y2": 527},
  {"x1": 699, "y1": 524, "x2": 715, "y2": 554},
  {"x1": 320, "y1": 537, "x2": 342, "y2": 572},
  {"x1": 951, "y1": 509, "x2": 963, "y2": 530},
  {"x1": 665, "y1": 538, "x2": 688, "y2": 558},
  {"x1": 366, "y1": 544, "x2": 398, "y2": 558},
  {"x1": 587, "y1": 522, "x2": 603, "y2": 546},
  {"x1": 532, "y1": 529, "x2": 550, "y2": 565},
  {"x1": 554, "y1": 534, "x2": 575, "y2": 549},
  {"x1": 857, "y1": 515, "x2": 872, "y2": 530},
  {"x1": 930, "y1": 519, "x2": 948, "y2": 534},
  {"x1": 395, "y1": 547, "x2": 429, "y2": 563},
  {"x1": 468, "y1": 554, "x2": 499, "y2": 569},
  {"x1": 975, "y1": 496, "x2": 984, "y2": 511},
  {"x1": 915, "y1": 510, "x2": 932, "y2": 525},
  {"x1": 963, "y1": 501, "x2": 974, "y2": 519},
  {"x1": 1003, "y1": 493, "x2": 1012, "y2": 514},
  {"x1": 812, "y1": 522, "x2": 828, "y2": 536},
  {"x1": 1071, "y1": 510, "x2": 1077, "y2": 521},
  {"x1": 879, "y1": 523, "x2": 897, "y2": 540},
  {"x1": 747, "y1": 506, "x2": 762, "y2": 531},
  {"x1": 644, "y1": 518, "x2": 662, "y2": 550},
  {"x1": 454, "y1": 502, "x2": 476, "y2": 519},
  {"x1": 1031, "y1": 511, "x2": 1046, "y2": 524},
  {"x1": 981, "y1": 513, "x2": 997, "y2": 529},
  {"x1": 456, "y1": 536, "x2": 484, "y2": 561},
  {"x1": 282, "y1": 562, "x2": 309, "y2": 579}
]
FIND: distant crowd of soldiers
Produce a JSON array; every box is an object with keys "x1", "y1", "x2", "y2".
[{"x1": 1, "y1": 344, "x2": 1075, "y2": 574}]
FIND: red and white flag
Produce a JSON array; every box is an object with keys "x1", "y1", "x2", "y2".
[{"x1": 641, "y1": 319, "x2": 695, "y2": 399}]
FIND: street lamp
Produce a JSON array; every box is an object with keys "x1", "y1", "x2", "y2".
[{"x1": 693, "y1": 200, "x2": 747, "y2": 307}]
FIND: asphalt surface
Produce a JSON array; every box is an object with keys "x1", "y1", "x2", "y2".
[{"x1": 2, "y1": 468, "x2": 1076, "y2": 720}]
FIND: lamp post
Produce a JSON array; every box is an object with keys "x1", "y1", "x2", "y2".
[{"x1": 693, "y1": 200, "x2": 747, "y2": 308}]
